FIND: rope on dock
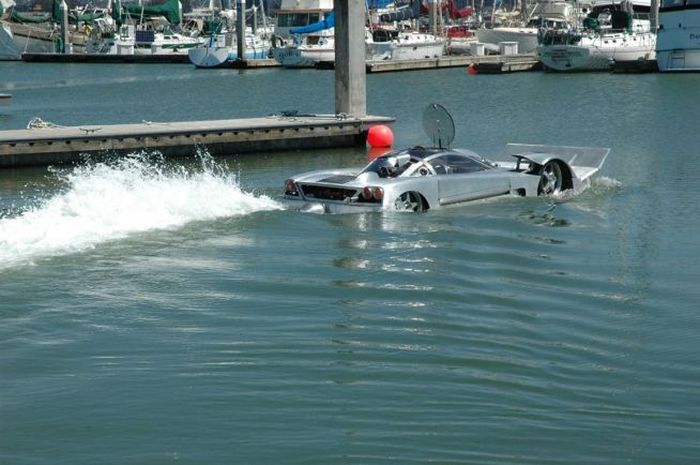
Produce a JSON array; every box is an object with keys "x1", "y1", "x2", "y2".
[{"x1": 267, "y1": 111, "x2": 353, "y2": 121}]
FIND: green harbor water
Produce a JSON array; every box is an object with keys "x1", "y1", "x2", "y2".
[{"x1": 1, "y1": 62, "x2": 699, "y2": 464}]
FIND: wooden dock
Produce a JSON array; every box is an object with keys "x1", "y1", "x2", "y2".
[
  {"x1": 0, "y1": 114, "x2": 394, "y2": 168},
  {"x1": 361, "y1": 53, "x2": 540, "y2": 73}
]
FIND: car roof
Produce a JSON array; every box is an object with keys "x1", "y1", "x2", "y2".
[
  {"x1": 384, "y1": 147, "x2": 456, "y2": 160},
  {"x1": 382, "y1": 147, "x2": 483, "y2": 161}
]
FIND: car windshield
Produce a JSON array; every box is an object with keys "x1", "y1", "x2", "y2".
[{"x1": 362, "y1": 153, "x2": 416, "y2": 178}]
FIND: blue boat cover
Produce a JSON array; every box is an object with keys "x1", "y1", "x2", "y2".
[
  {"x1": 289, "y1": 11, "x2": 335, "y2": 34},
  {"x1": 367, "y1": 0, "x2": 395, "y2": 8}
]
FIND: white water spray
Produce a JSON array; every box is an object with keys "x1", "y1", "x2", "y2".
[{"x1": 0, "y1": 153, "x2": 282, "y2": 269}]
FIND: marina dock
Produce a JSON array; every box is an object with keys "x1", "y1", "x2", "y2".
[
  {"x1": 21, "y1": 52, "x2": 539, "y2": 73},
  {"x1": 21, "y1": 53, "x2": 282, "y2": 67},
  {"x1": 22, "y1": 53, "x2": 191, "y2": 64},
  {"x1": 316, "y1": 53, "x2": 540, "y2": 73},
  {"x1": 0, "y1": 114, "x2": 394, "y2": 168}
]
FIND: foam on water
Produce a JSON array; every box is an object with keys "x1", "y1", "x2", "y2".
[{"x1": 0, "y1": 153, "x2": 282, "y2": 269}]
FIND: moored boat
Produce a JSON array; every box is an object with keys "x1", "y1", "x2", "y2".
[
  {"x1": 656, "y1": 0, "x2": 700, "y2": 71},
  {"x1": 0, "y1": 0, "x2": 90, "y2": 57},
  {"x1": 537, "y1": 0, "x2": 656, "y2": 71},
  {"x1": 366, "y1": 28, "x2": 445, "y2": 61},
  {"x1": 0, "y1": 18, "x2": 20, "y2": 59},
  {"x1": 476, "y1": 0, "x2": 577, "y2": 53},
  {"x1": 88, "y1": 23, "x2": 203, "y2": 55},
  {"x1": 188, "y1": 31, "x2": 271, "y2": 67},
  {"x1": 271, "y1": 27, "x2": 334, "y2": 67}
]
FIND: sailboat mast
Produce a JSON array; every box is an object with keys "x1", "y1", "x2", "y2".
[{"x1": 259, "y1": 0, "x2": 267, "y2": 34}]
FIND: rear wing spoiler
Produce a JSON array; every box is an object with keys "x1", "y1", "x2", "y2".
[{"x1": 499, "y1": 143, "x2": 611, "y2": 171}]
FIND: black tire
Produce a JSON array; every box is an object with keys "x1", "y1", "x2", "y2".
[
  {"x1": 538, "y1": 161, "x2": 564, "y2": 195},
  {"x1": 394, "y1": 192, "x2": 424, "y2": 212}
]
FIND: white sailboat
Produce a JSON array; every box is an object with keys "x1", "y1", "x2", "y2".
[
  {"x1": 87, "y1": 23, "x2": 203, "y2": 55},
  {"x1": 188, "y1": 0, "x2": 274, "y2": 67},
  {"x1": 86, "y1": 0, "x2": 205, "y2": 56},
  {"x1": 538, "y1": 0, "x2": 656, "y2": 71},
  {"x1": 189, "y1": 31, "x2": 271, "y2": 67}
]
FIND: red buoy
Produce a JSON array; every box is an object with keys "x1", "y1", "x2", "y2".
[
  {"x1": 366, "y1": 124, "x2": 394, "y2": 148},
  {"x1": 467, "y1": 63, "x2": 478, "y2": 75}
]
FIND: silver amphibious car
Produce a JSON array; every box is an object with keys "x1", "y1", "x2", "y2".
[{"x1": 283, "y1": 105, "x2": 610, "y2": 213}]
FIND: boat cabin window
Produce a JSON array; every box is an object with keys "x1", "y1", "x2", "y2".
[
  {"x1": 372, "y1": 29, "x2": 399, "y2": 42},
  {"x1": 428, "y1": 155, "x2": 489, "y2": 175},
  {"x1": 277, "y1": 13, "x2": 321, "y2": 27}
]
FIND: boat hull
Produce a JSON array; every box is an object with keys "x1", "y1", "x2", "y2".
[
  {"x1": 538, "y1": 34, "x2": 656, "y2": 71},
  {"x1": 271, "y1": 45, "x2": 334, "y2": 67},
  {"x1": 0, "y1": 21, "x2": 19, "y2": 60},
  {"x1": 656, "y1": 10, "x2": 700, "y2": 71},
  {"x1": 367, "y1": 33, "x2": 445, "y2": 61},
  {"x1": 656, "y1": 48, "x2": 700, "y2": 71},
  {"x1": 369, "y1": 39, "x2": 444, "y2": 60},
  {"x1": 188, "y1": 45, "x2": 270, "y2": 67}
]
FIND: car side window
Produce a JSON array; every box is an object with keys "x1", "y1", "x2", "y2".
[
  {"x1": 429, "y1": 155, "x2": 487, "y2": 175},
  {"x1": 428, "y1": 158, "x2": 448, "y2": 175}
]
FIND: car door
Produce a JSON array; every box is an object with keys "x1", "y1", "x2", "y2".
[{"x1": 430, "y1": 155, "x2": 510, "y2": 205}]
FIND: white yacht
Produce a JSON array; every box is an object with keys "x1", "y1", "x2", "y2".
[
  {"x1": 366, "y1": 28, "x2": 445, "y2": 61},
  {"x1": 656, "y1": 0, "x2": 700, "y2": 71},
  {"x1": 538, "y1": 0, "x2": 656, "y2": 71}
]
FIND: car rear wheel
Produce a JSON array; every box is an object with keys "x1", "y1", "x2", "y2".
[
  {"x1": 395, "y1": 192, "x2": 424, "y2": 212},
  {"x1": 538, "y1": 161, "x2": 564, "y2": 195}
]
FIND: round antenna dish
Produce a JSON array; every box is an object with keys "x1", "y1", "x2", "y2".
[{"x1": 422, "y1": 103, "x2": 455, "y2": 149}]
